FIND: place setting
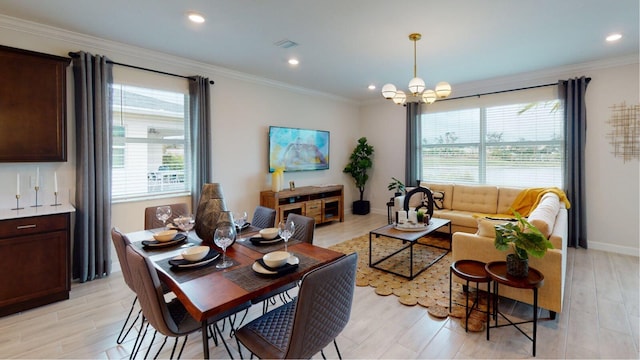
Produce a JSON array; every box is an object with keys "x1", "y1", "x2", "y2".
[
  {"x1": 141, "y1": 229, "x2": 188, "y2": 248},
  {"x1": 252, "y1": 251, "x2": 300, "y2": 276}
]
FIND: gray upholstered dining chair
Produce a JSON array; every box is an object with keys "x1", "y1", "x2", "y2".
[
  {"x1": 125, "y1": 245, "x2": 251, "y2": 359},
  {"x1": 236, "y1": 253, "x2": 358, "y2": 359},
  {"x1": 144, "y1": 203, "x2": 190, "y2": 230},
  {"x1": 251, "y1": 205, "x2": 277, "y2": 229},
  {"x1": 251, "y1": 213, "x2": 316, "y2": 313}
]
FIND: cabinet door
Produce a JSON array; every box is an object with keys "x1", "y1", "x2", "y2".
[
  {"x1": 0, "y1": 230, "x2": 69, "y2": 311},
  {"x1": 0, "y1": 45, "x2": 69, "y2": 162},
  {"x1": 305, "y1": 200, "x2": 322, "y2": 223},
  {"x1": 322, "y1": 196, "x2": 342, "y2": 223},
  {"x1": 279, "y1": 202, "x2": 305, "y2": 223}
]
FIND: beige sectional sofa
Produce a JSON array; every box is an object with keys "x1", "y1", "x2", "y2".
[{"x1": 394, "y1": 182, "x2": 568, "y2": 317}]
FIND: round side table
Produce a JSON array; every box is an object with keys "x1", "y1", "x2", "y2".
[
  {"x1": 485, "y1": 261, "x2": 544, "y2": 357},
  {"x1": 449, "y1": 260, "x2": 491, "y2": 332}
]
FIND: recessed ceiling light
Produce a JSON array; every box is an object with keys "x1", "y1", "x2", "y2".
[
  {"x1": 288, "y1": 58, "x2": 299, "y2": 65},
  {"x1": 187, "y1": 12, "x2": 205, "y2": 24},
  {"x1": 606, "y1": 33, "x2": 622, "y2": 42},
  {"x1": 368, "y1": 84, "x2": 376, "y2": 90}
]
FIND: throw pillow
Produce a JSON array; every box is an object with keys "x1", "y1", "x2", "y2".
[
  {"x1": 477, "y1": 218, "x2": 509, "y2": 237},
  {"x1": 431, "y1": 190, "x2": 445, "y2": 209},
  {"x1": 527, "y1": 193, "x2": 560, "y2": 238}
]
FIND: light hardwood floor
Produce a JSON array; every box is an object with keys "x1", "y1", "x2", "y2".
[{"x1": 0, "y1": 213, "x2": 638, "y2": 359}]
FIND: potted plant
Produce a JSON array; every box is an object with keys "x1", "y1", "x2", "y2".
[
  {"x1": 343, "y1": 137, "x2": 374, "y2": 215},
  {"x1": 494, "y1": 210, "x2": 553, "y2": 277},
  {"x1": 387, "y1": 177, "x2": 405, "y2": 197}
]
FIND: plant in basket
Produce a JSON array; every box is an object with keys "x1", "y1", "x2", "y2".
[{"x1": 494, "y1": 210, "x2": 553, "y2": 277}]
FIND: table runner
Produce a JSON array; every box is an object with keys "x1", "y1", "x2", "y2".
[{"x1": 223, "y1": 252, "x2": 318, "y2": 292}]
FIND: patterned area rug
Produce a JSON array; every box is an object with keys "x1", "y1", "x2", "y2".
[{"x1": 329, "y1": 233, "x2": 490, "y2": 332}]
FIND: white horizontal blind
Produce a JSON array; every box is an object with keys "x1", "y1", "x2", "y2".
[
  {"x1": 111, "y1": 68, "x2": 191, "y2": 201},
  {"x1": 420, "y1": 86, "x2": 564, "y2": 187}
]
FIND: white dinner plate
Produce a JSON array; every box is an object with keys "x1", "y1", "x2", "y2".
[{"x1": 252, "y1": 256, "x2": 299, "y2": 275}]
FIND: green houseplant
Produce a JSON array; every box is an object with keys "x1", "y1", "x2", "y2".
[
  {"x1": 494, "y1": 210, "x2": 553, "y2": 277},
  {"x1": 387, "y1": 177, "x2": 405, "y2": 197},
  {"x1": 343, "y1": 137, "x2": 374, "y2": 215}
]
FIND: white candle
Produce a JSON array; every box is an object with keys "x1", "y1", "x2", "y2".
[
  {"x1": 35, "y1": 167, "x2": 39, "y2": 187},
  {"x1": 16, "y1": 173, "x2": 20, "y2": 196},
  {"x1": 397, "y1": 211, "x2": 407, "y2": 224},
  {"x1": 54, "y1": 172, "x2": 58, "y2": 193},
  {"x1": 408, "y1": 210, "x2": 418, "y2": 223}
]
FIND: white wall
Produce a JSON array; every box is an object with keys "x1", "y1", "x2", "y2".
[
  {"x1": 361, "y1": 59, "x2": 640, "y2": 255},
  {"x1": 0, "y1": 15, "x2": 360, "y2": 233}
]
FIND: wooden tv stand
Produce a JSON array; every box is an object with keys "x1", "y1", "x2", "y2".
[{"x1": 260, "y1": 185, "x2": 344, "y2": 225}]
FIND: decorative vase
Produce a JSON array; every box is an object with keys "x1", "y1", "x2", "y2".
[
  {"x1": 506, "y1": 253, "x2": 529, "y2": 277},
  {"x1": 195, "y1": 183, "x2": 228, "y2": 245}
]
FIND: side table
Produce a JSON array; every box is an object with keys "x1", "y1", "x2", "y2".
[
  {"x1": 485, "y1": 261, "x2": 544, "y2": 357},
  {"x1": 449, "y1": 260, "x2": 491, "y2": 332}
]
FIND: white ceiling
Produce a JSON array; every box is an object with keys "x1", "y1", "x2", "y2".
[{"x1": 1, "y1": 0, "x2": 638, "y2": 102}]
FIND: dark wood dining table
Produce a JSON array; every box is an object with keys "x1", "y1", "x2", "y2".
[{"x1": 125, "y1": 226, "x2": 345, "y2": 358}]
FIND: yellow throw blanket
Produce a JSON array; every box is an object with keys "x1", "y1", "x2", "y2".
[{"x1": 511, "y1": 187, "x2": 571, "y2": 217}]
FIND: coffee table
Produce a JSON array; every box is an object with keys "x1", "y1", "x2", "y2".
[{"x1": 369, "y1": 218, "x2": 451, "y2": 279}]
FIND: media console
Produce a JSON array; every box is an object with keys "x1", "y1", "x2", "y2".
[{"x1": 260, "y1": 185, "x2": 344, "y2": 225}]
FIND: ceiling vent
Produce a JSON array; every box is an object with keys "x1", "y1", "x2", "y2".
[{"x1": 274, "y1": 39, "x2": 298, "y2": 49}]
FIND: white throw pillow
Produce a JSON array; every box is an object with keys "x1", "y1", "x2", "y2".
[{"x1": 527, "y1": 193, "x2": 561, "y2": 238}]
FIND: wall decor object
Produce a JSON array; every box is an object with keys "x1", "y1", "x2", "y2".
[
  {"x1": 607, "y1": 102, "x2": 640, "y2": 162},
  {"x1": 268, "y1": 126, "x2": 329, "y2": 172}
]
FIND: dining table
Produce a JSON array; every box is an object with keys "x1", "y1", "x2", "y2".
[{"x1": 125, "y1": 225, "x2": 345, "y2": 359}]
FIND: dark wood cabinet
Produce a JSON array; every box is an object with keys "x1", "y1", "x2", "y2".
[
  {"x1": 0, "y1": 45, "x2": 70, "y2": 162},
  {"x1": 0, "y1": 213, "x2": 70, "y2": 316}
]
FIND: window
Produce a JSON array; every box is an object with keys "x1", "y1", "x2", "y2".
[
  {"x1": 110, "y1": 70, "x2": 191, "y2": 201},
  {"x1": 420, "y1": 86, "x2": 564, "y2": 187}
]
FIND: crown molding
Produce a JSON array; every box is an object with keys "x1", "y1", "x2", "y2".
[{"x1": 0, "y1": 14, "x2": 356, "y2": 105}]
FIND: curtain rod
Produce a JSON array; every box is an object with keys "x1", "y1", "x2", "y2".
[
  {"x1": 437, "y1": 79, "x2": 594, "y2": 102},
  {"x1": 68, "y1": 52, "x2": 214, "y2": 85}
]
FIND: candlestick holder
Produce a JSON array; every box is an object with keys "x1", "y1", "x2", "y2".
[
  {"x1": 11, "y1": 194, "x2": 24, "y2": 210},
  {"x1": 51, "y1": 191, "x2": 61, "y2": 206},
  {"x1": 31, "y1": 186, "x2": 42, "y2": 207}
]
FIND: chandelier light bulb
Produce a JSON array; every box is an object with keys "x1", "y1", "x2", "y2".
[
  {"x1": 381, "y1": 83, "x2": 397, "y2": 99},
  {"x1": 435, "y1": 82, "x2": 452, "y2": 98},
  {"x1": 392, "y1": 90, "x2": 407, "y2": 105},
  {"x1": 408, "y1": 77, "x2": 426, "y2": 95},
  {"x1": 422, "y1": 89, "x2": 437, "y2": 104}
]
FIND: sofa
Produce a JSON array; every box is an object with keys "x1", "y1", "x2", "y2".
[{"x1": 394, "y1": 182, "x2": 568, "y2": 317}]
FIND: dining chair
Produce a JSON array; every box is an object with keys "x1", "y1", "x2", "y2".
[
  {"x1": 251, "y1": 213, "x2": 316, "y2": 313},
  {"x1": 125, "y1": 245, "x2": 251, "y2": 359},
  {"x1": 236, "y1": 253, "x2": 357, "y2": 359},
  {"x1": 144, "y1": 203, "x2": 190, "y2": 230},
  {"x1": 251, "y1": 206, "x2": 276, "y2": 229}
]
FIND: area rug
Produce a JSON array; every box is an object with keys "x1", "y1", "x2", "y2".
[{"x1": 329, "y1": 233, "x2": 490, "y2": 331}]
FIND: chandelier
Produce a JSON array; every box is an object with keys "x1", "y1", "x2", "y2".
[{"x1": 381, "y1": 33, "x2": 451, "y2": 105}]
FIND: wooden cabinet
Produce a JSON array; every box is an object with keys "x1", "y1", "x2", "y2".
[
  {"x1": 260, "y1": 185, "x2": 344, "y2": 225},
  {"x1": 0, "y1": 45, "x2": 70, "y2": 162},
  {"x1": 0, "y1": 213, "x2": 71, "y2": 316}
]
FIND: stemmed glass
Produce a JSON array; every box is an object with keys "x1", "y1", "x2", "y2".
[
  {"x1": 175, "y1": 214, "x2": 194, "y2": 237},
  {"x1": 214, "y1": 225, "x2": 236, "y2": 269},
  {"x1": 278, "y1": 220, "x2": 295, "y2": 253},
  {"x1": 234, "y1": 211, "x2": 248, "y2": 234},
  {"x1": 155, "y1": 206, "x2": 172, "y2": 228}
]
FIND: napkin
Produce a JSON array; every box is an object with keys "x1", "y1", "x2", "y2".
[
  {"x1": 249, "y1": 235, "x2": 282, "y2": 245},
  {"x1": 256, "y1": 258, "x2": 298, "y2": 275}
]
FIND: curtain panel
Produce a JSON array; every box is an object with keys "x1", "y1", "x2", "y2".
[
  {"x1": 71, "y1": 52, "x2": 113, "y2": 282},
  {"x1": 405, "y1": 102, "x2": 422, "y2": 187},
  {"x1": 561, "y1": 76, "x2": 590, "y2": 248},
  {"x1": 189, "y1": 76, "x2": 212, "y2": 211}
]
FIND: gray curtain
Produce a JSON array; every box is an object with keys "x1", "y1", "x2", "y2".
[
  {"x1": 561, "y1": 76, "x2": 590, "y2": 248},
  {"x1": 189, "y1": 76, "x2": 212, "y2": 211},
  {"x1": 71, "y1": 52, "x2": 113, "y2": 282},
  {"x1": 405, "y1": 102, "x2": 422, "y2": 187}
]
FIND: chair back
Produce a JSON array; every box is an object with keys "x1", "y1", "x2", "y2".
[
  {"x1": 285, "y1": 253, "x2": 357, "y2": 359},
  {"x1": 125, "y1": 245, "x2": 184, "y2": 337},
  {"x1": 286, "y1": 213, "x2": 315, "y2": 244},
  {"x1": 111, "y1": 227, "x2": 135, "y2": 292},
  {"x1": 144, "y1": 203, "x2": 190, "y2": 230},
  {"x1": 251, "y1": 206, "x2": 276, "y2": 229}
]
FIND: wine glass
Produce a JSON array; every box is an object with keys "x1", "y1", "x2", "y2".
[
  {"x1": 278, "y1": 220, "x2": 295, "y2": 253},
  {"x1": 175, "y1": 214, "x2": 194, "y2": 237},
  {"x1": 234, "y1": 211, "x2": 248, "y2": 234},
  {"x1": 155, "y1": 206, "x2": 172, "y2": 228},
  {"x1": 214, "y1": 225, "x2": 236, "y2": 269}
]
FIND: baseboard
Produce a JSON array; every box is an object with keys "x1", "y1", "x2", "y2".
[{"x1": 587, "y1": 241, "x2": 639, "y2": 257}]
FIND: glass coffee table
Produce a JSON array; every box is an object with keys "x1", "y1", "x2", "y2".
[{"x1": 369, "y1": 218, "x2": 451, "y2": 279}]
